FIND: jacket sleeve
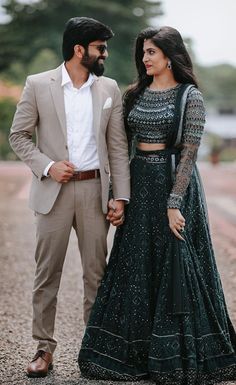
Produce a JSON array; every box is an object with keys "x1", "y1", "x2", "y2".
[
  {"x1": 9, "y1": 76, "x2": 53, "y2": 179},
  {"x1": 106, "y1": 82, "x2": 131, "y2": 200}
]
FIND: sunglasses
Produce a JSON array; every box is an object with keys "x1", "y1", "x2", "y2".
[{"x1": 88, "y1": 44, "x2": 107, "y2": 55}]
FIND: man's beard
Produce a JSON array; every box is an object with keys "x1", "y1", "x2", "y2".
[{"x1": 81, "y1": 50, "x2": 105, "y2": 76}]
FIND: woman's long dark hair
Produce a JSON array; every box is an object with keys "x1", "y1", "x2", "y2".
[{"x1": 123, "y1": 26, "x2": 198, "y2": 120}]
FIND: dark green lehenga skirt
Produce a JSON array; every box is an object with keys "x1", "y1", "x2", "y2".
[{"x1": 78, "y1": 148, "x2": 236, "y2": 384}]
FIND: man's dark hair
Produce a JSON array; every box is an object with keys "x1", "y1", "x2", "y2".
[{"x1": 62, "y1": 17, "x2": 114, "y2": 61}]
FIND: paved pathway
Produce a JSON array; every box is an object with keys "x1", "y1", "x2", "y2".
[{"x1": 0, "y1": 161, "x2": 236, "y2": 385}]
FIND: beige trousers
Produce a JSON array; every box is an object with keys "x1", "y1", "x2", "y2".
[{"x1": 32, "y1": 178, "x2": 109, "y2": 354}]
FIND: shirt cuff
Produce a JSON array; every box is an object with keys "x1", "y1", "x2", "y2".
[
  {"x1": 115, "y1": 198, "x2": 130, "y2": 204},
  {"x1": 43, "y1": 161, "x2": 55, "y2": 177}
]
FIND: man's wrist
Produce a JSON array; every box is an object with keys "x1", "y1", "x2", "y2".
[
  {"x1": 43, "y1": 161, "x2": 55, "y2": 177},
  {"x1": 115, "y1": 198, "x2": 129, "y2": 204}
]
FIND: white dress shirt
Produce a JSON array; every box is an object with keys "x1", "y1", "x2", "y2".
[
  {"x1": 62, "y1": 64, "x2": 99, "y2": 171},
  {"x1": 44, "y1": 64, "x2": 99, "y2": 175}
]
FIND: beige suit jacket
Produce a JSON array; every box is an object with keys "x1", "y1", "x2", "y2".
[{"x1": 9, "y1": 65, "x2": 130, "y2": 214}]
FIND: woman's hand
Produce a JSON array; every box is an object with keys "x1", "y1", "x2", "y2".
[{"x1": 167, "y1": 208, "x2": 185, "y2": 241}]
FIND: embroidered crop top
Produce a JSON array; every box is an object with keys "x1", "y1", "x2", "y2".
[{"x1": 126, "y1": 85, "x2": 206, "y2": 209}]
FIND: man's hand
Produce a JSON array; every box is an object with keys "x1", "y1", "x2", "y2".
[
  {"x1": 167, "y1": 208, "x2": 185, "y2": 241},
  {"x1": 107, "y1": 199, "x2": 125, "y2": 226},
  {"x1": 48, "y1": 160, "x2": 75, "y2": 183}
]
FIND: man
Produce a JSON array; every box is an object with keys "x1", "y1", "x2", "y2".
[{"x1": 9, "y1": 17, "x2": 130, "y2": 378}]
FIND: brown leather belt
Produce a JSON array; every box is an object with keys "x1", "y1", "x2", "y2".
[{"x1": 70, "y1": 169, "x2": 100, "y2": 181}]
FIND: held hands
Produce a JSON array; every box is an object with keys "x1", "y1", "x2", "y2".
[
  {"x1": 107, "y1": 199, "x2": 125, "y2": 227},
  {"x1": 167, "y1": 208, "x2": 185, "y2": 241},
  {"x1": 48, "y1": 160, "x2": 75, "y2": 183}
]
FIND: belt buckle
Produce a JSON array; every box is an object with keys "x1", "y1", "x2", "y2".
[{"x1": 73, "y1": 170, "x2": 81, "y2": 180}]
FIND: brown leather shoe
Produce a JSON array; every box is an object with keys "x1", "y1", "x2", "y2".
[{"x1": 27, "y1": 350, "x2": 53, "y2": 378}]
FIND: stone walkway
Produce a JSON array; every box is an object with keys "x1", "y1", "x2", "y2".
[{"x1": 0, "y1": 161, "x2": 236, "y2": 385}]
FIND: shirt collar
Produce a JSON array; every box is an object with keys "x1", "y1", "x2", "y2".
[{"x1": 61, "y1": 63, "x2": 95, "y2": 89}]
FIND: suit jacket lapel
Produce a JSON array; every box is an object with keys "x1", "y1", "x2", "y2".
[
  {"x1": 50, "y1": 69, "x2": 102, "y2": 144},
  {"x1": 91, "y1": 77, "x2": 102, "y2": 143},
  {"x1": 49, "y1": 65, "x2": 67, "y2": 142}
]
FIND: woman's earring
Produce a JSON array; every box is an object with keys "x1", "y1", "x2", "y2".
[{"x1": 167, "y1": 60, "x2": 172, "y2": 70}]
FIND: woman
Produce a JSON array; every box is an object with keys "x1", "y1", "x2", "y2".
[{"x1": 78, "y1": 26, "x2": 236, "y2": 384}]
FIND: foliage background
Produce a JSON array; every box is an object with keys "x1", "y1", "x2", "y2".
[{"x1": 0, "y1": 0, "x2": 163, "y2": 85}]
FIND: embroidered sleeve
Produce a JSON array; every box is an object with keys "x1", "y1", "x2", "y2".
[{"x1": 167, "y1": 88, "x2": 206, "y2": 209}]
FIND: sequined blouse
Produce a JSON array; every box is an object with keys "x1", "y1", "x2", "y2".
[{"x1": 127, "y1": 85, "x2": 206, "y2": 208}]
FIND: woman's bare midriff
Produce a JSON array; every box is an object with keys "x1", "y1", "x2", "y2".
[{"x1": 137, "y1": 142, "x2": 166, "y2": 151}]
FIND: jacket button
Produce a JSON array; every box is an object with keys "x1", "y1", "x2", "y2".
[{"x1": 65, "y1": 145, "x2": 68, "y2": 150}]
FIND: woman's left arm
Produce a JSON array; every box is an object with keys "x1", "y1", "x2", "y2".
[
  {"x1": 167, "y1": 88, "x2": 206, "y2": 239},
  {"x1": 167, "y1": 88, "x2": 206, "y2": 209}
]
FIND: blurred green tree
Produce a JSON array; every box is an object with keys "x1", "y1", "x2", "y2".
[
  {"x1": 0, "y1": 97, "x2": 17, "y2": 159},
  {"x1": 196, "y1": 64, "x2": 236, "y2": 111},
  {"x1": 0, "y1": 0, "x2": 163, "y2": 85}
]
